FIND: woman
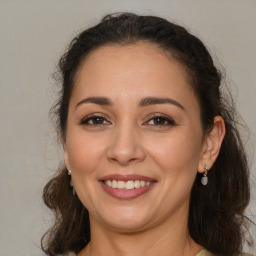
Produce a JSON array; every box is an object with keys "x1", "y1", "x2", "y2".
[{"x1": 41, "y1": 13, "x2": 254, "y2": 256}]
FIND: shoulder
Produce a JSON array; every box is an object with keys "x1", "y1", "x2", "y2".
[{"x1": 196, "y1": 249, "x2": 255, "y2": 256}]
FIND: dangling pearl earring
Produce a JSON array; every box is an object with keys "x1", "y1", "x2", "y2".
[
  {"x1": 67, "y1": 169, "x2": 75, "y2": 195},
  {"x1": 201, "y1": 164, "x2": 208, "y2": 185}
]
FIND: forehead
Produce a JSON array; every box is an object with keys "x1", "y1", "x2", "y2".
[
  {"x1": 71, "y1": 42, "x2": 199, "y2": 112},
  {"x1": 76, "y1": 42, "x2": 190, "y2": 84}
]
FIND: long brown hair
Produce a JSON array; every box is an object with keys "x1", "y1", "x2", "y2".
[{"x1": 42, "y1": 13, "x2": 252, "y2": 256}]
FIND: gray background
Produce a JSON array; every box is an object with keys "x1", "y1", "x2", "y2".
[{"x1": 0, "y1": 0, "x2": 255, "y2": 255}]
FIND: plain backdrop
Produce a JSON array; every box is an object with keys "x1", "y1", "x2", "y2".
[{"x1": 0, "y1": 0, "x2": 255, "y2": 255}]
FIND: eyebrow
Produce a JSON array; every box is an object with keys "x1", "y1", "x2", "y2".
[
  {"x1": 75, "y1": 97, "x2": 113, "y2": 108},
  {"x1": 139, "y1": 97, "x2": 184, "y2": 110},
  {"x1": 75, "y1": 96, "x2": 185, "y2": 110}
]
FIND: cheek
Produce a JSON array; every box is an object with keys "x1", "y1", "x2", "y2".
[
  {"x1": 65, "y1": 131, "x2": 108, "y2": 209},
  {"x1": 66, "y1": 130, "x2": 107, "y2": 176},
  {"x1": 146, "y1": 129, "x2": 202, "y2": 179},
  {"x1": 150, "y1": 130, "x2": 202, "y2": 207}
]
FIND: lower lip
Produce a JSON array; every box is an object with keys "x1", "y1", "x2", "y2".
[{"x1": 100, "y1": 181, "x2": 155, "y2": 199}]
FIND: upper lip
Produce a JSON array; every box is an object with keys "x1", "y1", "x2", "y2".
[{"x1": 99, "y1": 174, "x2": 156, "y2": 182}]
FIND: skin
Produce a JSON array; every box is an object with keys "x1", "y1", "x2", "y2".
[{"x1": 64, "y1": 42, "x2": 225, "y2": 256}]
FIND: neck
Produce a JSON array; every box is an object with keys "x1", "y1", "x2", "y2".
[{"x1": 78, "y1": 205, "x2": 203, "y2": 256}]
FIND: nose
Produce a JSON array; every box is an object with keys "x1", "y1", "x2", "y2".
[{"x1": 106, "y1": 124, "x2": 146, "y2": 166}]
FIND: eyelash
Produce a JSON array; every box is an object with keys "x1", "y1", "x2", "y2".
[
  {"x1": 80, "y1": 113, "x2": 175, "y2": 127},
  {"x1": 145, "y1": 113, "x2": 175, "y2": 127},
  {"x1": 80, "y1": 114, "x2": 110, "y2": 126}
]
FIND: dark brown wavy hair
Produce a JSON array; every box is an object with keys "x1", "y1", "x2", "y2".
[{"x1": 41, "y1": 13, "x2": 252, "y2": 256}]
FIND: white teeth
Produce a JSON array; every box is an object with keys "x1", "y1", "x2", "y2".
[
  {"x1": 126, "y1": 180, "x2": 134, "y2": 190},
  {"x1": 112, "y1": 180, "x2": 118, "y2": 188},
  {"x1": 134, "y1": 180, "x2": 141, "y2": 188},
  {"x1": 104, "y1": 180, "x2": 152, "y2": 189},
  {"x1": 117, "y1": 180, "x2": 126, "y2": 189}
]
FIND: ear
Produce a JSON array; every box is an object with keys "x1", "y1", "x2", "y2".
[
  {"x1": 198, "y1": 116, "x2": 226, "y2": 173},
  {"x1": 63, "y1": 141, "x2": 71, "y2": 171}
]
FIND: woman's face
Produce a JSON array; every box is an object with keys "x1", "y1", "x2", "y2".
[{"x1": 64, "y1": 43, "x2": 208, "y2": 232}]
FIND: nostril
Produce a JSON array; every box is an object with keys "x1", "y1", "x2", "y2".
[{"x1": 107, "y1": 147, "x2": 146, "y2": 165}]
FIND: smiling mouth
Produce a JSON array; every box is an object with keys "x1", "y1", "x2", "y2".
[
  {"x1": 103, "y1": 180, "x2": 152, "y2": 190},
  {"x1": 99, "y1": 174, "x2": 156, "y2": 199}
]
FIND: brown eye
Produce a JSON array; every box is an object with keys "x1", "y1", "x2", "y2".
[
  {"x1": 146, "y1": 115, "x2": 175, "y2": 127},
  {"x1": 80, "y1": 115, "x2": 110, "y2": 126}
]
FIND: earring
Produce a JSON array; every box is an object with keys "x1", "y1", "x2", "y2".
[
  {"x1": 201, "y1": 164, "x2": 208, "y2": 186},
  {"x1": 67, "y1": 169, "x2": 75, "y2": 195}
]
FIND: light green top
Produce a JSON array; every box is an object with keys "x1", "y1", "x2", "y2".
[{"x1": 63, "y1": 249, "x2": 254, "y2": 256}]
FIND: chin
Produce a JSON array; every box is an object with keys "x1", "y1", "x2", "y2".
[{"x1": 95, "y1": 207, "x2": 154, "y2": 232}]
